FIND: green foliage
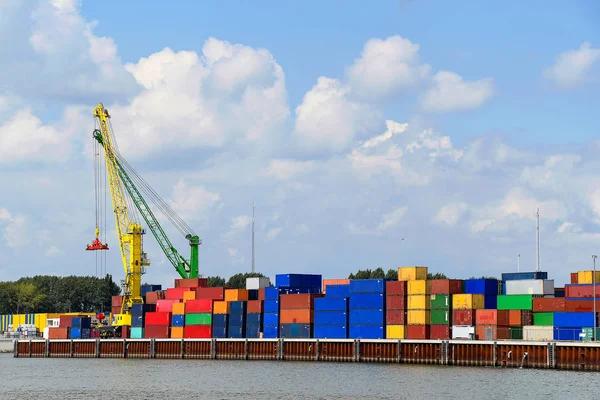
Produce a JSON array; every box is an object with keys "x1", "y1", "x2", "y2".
[
  {"x1": 0, "y1": 274, "x2": 120, "y2": 314},
  {"x1": 348, "y1": 268, "x2": 388, "y2": 280},
  {"x1": 468, "y1": 276, "x2": 497, "y2": 280},
  {"x1": 427, "y1": 272, "x2": 449, "y2": 280},
  {"x1": 385, "y1": 269, "x2": 398, "y2": 280},
  {"x1": 227, "y1": 272, "x2": 268, "y2": 289},
  {"x1": 207, "y1": 276, "x2": 226, "y2": 287}
]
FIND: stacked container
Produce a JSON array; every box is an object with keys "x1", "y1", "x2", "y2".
[
  {"x1": 475, "y1": 310, "x2": 510, "y2": 340},
  {"x1": 228, "y1": 301, "x2": 247, "y2": 338},
  {"x1": 407, "y1": 279, "x2": 430, "y2": 339},
  {"x1": 554, "y1": 312, "x2": 598, "y2": 340},
  {"x1": 314, "y1": 284, "x2": 350, "y2": 338},
  {"x1": 349, "y1": 279, "x2": 386, "y2": 339},
  {"x1": 263, "y1": 287, "x2": 280, "y2": 338},
  {"x1": 452, "y1": 293, "x2": 484, "y2": 339},
  {"x1": 429, "y1": 279, "x2": 462, "y2": 339},
  {"x1": 184, "y1": 299, "x2": 213, "y2": 338},
  {"x1": 564, "y1": 284, "x2": 600, "y2": 312},
  {"x1": 280, "y1": 294, "x2": 322, "y2": 338},
  {"x1": 212, "y1": 301, "x2": 229, "y2": 338},
  {"x1": 496, "y1": 295, "x2": 533, "y2": 340},
  {"x1": 144, "y1": 309, "x2": 171, "y2": 338},
  {"x1": 246, "y1": 300, "x2": 263, "y2": 338},
  {"x1": 131, "y1": 304, "x2": 155, "y2": 339},
  {"x1": 465, "y1": 279, "x2": 498, "y2": 309},
  {"x1": 70, "y1": 317, "x2": 91, "y2": 339},
  {"x1": 171, "y1": 302, "x2": 186, "y2": 338},
  {"x1": 385, "y1": 281, "x2": 406, "y2": 339}
]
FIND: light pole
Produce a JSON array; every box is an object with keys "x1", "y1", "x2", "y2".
[
  {"x1": 517, "y1": 254, "x2": 520, "y2": 273},
  {"x1": 593, "y1": 255, "x2": 597, "y2": 341}
]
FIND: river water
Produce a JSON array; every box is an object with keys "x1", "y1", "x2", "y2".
[{"x1": 2, "y1": 354, "x2": 600, "y2": 399}]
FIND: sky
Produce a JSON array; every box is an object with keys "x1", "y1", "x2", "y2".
[{"x1": 0, "y1": 0, "x2": 599, "y2": 288}]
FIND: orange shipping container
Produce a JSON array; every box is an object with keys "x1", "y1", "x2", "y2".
[
  {"x1": 476, "y1": 310, "x2": 510, "y2": 326},
  {"x1": 508, "y1": 310, "x2": 533, "y2": 326},
  {"x1": 172, "y1": 302, "x2": 186, "y2": 315},
  {"x1": 183, "y1": 291, "x2": 196, "y2": 302},
  {"x1": 171, "y1": 327, "x2": 184, "y2": 339},
  {"x1": 323, "y1": 279, "x2": 350, "y2": 293},
  {"x1": 247, "y1": 300, "x2": 263, "y2": 314},
  {"x1": 476, "y1": 325, "x2": 510, "y2": 340},
  {"x1": 213, "y1": 301, "x2": 230, "y2": 314},
  {"x1": 258, "y1": 288, "x2": 265, "y2": 301},
  {"x1": 48, "y1": 327, "x2": 69, "y2": 339},
  {"x1": 280, "y1": 309, "x2": 313, "y2": 324},
  {"x1": 225, "y1": 289, "x2": 249, "y2": 302},
  {"x1": 280, "y1": 294, "x2": 323, "y2": 309}
]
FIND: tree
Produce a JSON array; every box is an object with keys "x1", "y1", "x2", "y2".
[
  {"x1": 468, "y1": 276, "x2": 497, "y2": 280},
  {"x1": 428, "y1": 273, "x2": 449, "y2": 280},
  {"x1": 14, "y1": 283, "x2": 46, "y2": 314},
  {"x1": 207, "y1": 276, "x2": 226, "y2": 287},
  {"x1": 227, "y1": 272, "x2": 268, "y2": 289},
  {"x1": 385, "y1": 269, "x2": 398, "y2": 280},
  {"x1": 371, "y1": 267, "x2": 385, "y2": 279}
]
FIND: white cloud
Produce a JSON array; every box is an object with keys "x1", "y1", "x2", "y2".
[
  {"x1": 346, "y1": 35, "x2": 430, "y2": 99},
  {"x1": 363, "y1": 120, "x2": 408, "y2": 148},
  {"x1": 544, "y1": 42, "x2": 600, "y2": 88},
  {"x1": 168, "y1": 179, "x2": 220, "y2": 222},
  {"x1": 434, "y1": 203, "x2": 469, "y2": 226},
  {"x1": 45, "y1": 245, "x2": 63, "y2": 257},
  {"x1": 421, "y1": 71, "x2": 494, "y2": 112},
  {"x1": 0, "y1": 209, "x2": 29, "y2": 248},
  {"x1": 230, "y1": 215, "x2": 252, "y2": 231},
  {"x1": 267, "y1": 159, "x2": 314, "y2": 181},
  {"x1": 266, "y1": 227, "x2": 282, "y2": 240},
  {"x1": 377, "y1": 206, "x2": 408, "y2": 230},
  {"x1": 294, "y1": 77, "x2": 380, "y2": 152},
  {"x1": 405, "y1": 128, "x2": 464, "y2": 161}
]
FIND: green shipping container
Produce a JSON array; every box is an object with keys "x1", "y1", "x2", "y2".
[
  {"x1": 430, "y1": 295, "x2": 451, "y2": 310},
  {"x1": 581, "y1": 328, "x2": 600, "y2": 341},
  {"x1": 185, "y1": 313, "x2": 212, "y2": 326},
  {"x1": 430, "y1": 309, "x2": 450, "y2": 325},
  {"x1": 533, "y1": 312, "x2": 554, "y2": 326},
  {"x1": 497, "y1": 295, "x2": 533, "y2": 310},
  {"x1": 510, "y1": 327, "x2": 523, "y2": 340}
]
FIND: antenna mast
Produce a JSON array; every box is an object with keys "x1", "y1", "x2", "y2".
[
  {"x1": 536, "y1": 207, "x2": 540, "y2": 272},
  {"x1": 252, "y1": 202, "x2": 255, "y2": 273}
]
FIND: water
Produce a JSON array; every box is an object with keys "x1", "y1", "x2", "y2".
[{"x1": 2, "y1": 354, "x2": 600, "y2": 399}]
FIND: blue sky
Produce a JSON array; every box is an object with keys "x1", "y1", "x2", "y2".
[{"x1": 1, "y1": 0, "x2": 599, "y2": 288}]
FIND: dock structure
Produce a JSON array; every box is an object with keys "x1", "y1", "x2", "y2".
[{"x1": 12, "y1": 338, "x2": 600, "y2": 371}]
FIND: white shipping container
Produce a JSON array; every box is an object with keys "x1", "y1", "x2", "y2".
[
  {"x1": 246, "y1": 277, "x2": 271, "y2": 290},
  {"x1": 452, "y1": 325, "x2": 475, "y2": 339},
  {"x1": 505, "y1": 279, "x2": 554, "y2": 295},
  {"x1": 523, "y1": 326, "x2": 554, "y2": 341},
  {"x1": 47, "y1": 318, "x2": 60, "y2": 328}
]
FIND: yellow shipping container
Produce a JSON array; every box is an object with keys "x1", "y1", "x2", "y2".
[
  {"x1": 407, "y1": 310, "x2": 429, "y2": 325},
  {"x1": 578, "y1": 270, "x2": 600, "y2": 284},
  {"x1": 213, "y1": 301, "x2": 230, "y2": 314},
  {"x1": 398, "y1": 266, "x2": 428, "y2": 281},
  {"x1": 172, "y1": 302, "x2": 186, "y2": 315},
  {"x1": 225, "y1": 289, "x2": 249, "y2": 302},
  {"x1": 407, "y1": 295, "x2": 430, "y2": 310},
  {"x1": 35, "y1": 314, "x2": 48, "y2": 331},
  {"x1": 452, "y1": 294, "x2": 485, "y2": 310},
  {"x1": 12, "y1": 314, "x2": 25, "y2": 326},
  {"x1": 386, "y1": 325, "x2": 405, "y2": 339},
  {"x1": 171, "y1": 327, "x2": 184, "y2": 339},
  {"x1": 183, "y1": 291, "x2": 196, "y2": 302},
  {"x1": 407, "y1": 280, "x2": 430, "y2": 295}
]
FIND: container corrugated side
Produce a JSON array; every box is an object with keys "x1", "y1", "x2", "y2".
[
  {"x1": 505, "y1": 279, "x2": 554, "y2": 295},
  {"x1": 523, "y1": 326, "x2": 553, "y2": 341}
]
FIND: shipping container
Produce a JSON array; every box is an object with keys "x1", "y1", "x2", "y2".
[
  {"x1": 554, "y1": 327, "x2": 584, "y2": 341},
  {"x1": 497, "y1": 295, "x2": 533, "y2": 310},
  {"x1": 213, "y1": 301, "x2": 230, "y2": 314},
  {"x1": 314, "y1": 297, "x2": 348, "y2": 311},
  {"x1": 452, "y1": 325, "x2": 475, "y2": 339},
  {"x1": 453, "y1": 309, "x2": 476, "y2": 325},
  {"x1": 350, "y1": 293, "x2": 385, "y2": 309},
  {"x1": 175, "y1": 278, "x2": 208, "y2": 288},
  {"x1": 565, "y1": 299, "x2": 600, "y2": 312},
  {"x1": 554, "y1": 312, "x2": 597, "y2": 327},
  {"x1": 508, "y1": 310, "x2": 533, "y2": 326},
  {"x1": 554, "y1": 287, "x2": 565, "y2": 298},
  {"x1": 406, "y1": 325, "x2": 430, "y2": 339},
  {"x1": 59, "y1": 316, "x2": 73, "y2": 328},
  {"x1": 523, "y1": 326, "x2": 553, "y2": 341},
  {"x1": 430, "y1": 325, "x2": 451, "y2": 340},
  {"x1": 71, "y1": 317, "x2": 91, "y2": 329},
  {"x1": 212, "y1": 326, "x2": 228, "y2": 338},
  {"x1": 195, "y1": 287, "x2": 225, "y2": 300},
  {"x1": 246, "y1": 313, "x2": 262, "y2": 326},
  {"x1": 247, "y1": 300, "x2": 263, "y2": 314},
  {"x1": 172, "y1": 302, "x2": 185, "y2": 315},
  {"x1": 144, "y1": 325, "x2": 170, "y2": 339},
  {"x1": 156, "y1": 299, "x2": 180, "y2": 313},
  {"x1": 184, "y1": 325, "x2": 211, "y2": 338},
  {"x1": 430, "y1": 279, "x2": 463, "y2": 295},
  {"x1": 276, "y1": 274, "x2": 321, "y2": 288},
  {"x1": 580, "y1": 328, "x2": 600, "y2": 341},
  {"x1": 475, "y1": 310, "x2": 510, "y2": 326},
  {"x1": 386, "y1": 295, "x2": 406, "y2": 310},
  {"x1": 280, "y1": 294, "x2": 322, "y2": 309},
  {"x1": 264, "y1": 300, "x2": 279, "y2": 313},
  {"x1": 131, "y1": 304, "x2": 156, "y2": 316},
  {"x1": 505, "y1": 279, "x2": 554, "y2": 296},
  {"x1": 185, "y1": 299, "x2": 213, "y2": 313},
  {"x1": 48, "y1": 327, "x2": 69, "y2": 339},
  {"x1": 246, "y1": 277, "x2": 271, "y2": 290},
  {"x1": 532, "y1": 297, "x2": 566, "y2": 312},
  {"x1": 247, "y1": 290, "x2": 259, "y2": 301},
  {"x1": 246, "y1": 325, "x2": 261, "y2": 338},
  {"x1": 171, "y1": 327, "x2": 184, "y2": 338},
  {"x1": 407, "y1": 280, "x2": 430, "y2": 295},
  {"x1": 325, "y1": 284, "x2": 351, "y2": 298},
  {"x1": 453, "y1": 294, "x2": 484, "y2": 309},
  {"x1": 386, "y1": 310, "x2": 406, "y2": 325},
  {"x1": 70, "y1": 328, "x2": 91, "y2": 339},
  {"x1": 565, "y1": 284, "x2": 600, "y2": 298},
  {"x1": 141, "y1": 284, "x2": 162, "y2": 297},
  {"x1": 349, "y1": 309, "x2": 385, "y2": 325},
  {"x1": 397, "y1": 266, "x2": 428, "y2": 281},
  {"x1": 280, "y1": 323, "x2": 311, "y2": 338},
  {"x1": 145, "y1": 291, "x2": 164, "y2": 305},
  {"x1": 386, "y1": 325, "x2": 405, "y2": 339},
  {"x1": 225, "y1": 289, "x2": 249, "y2": 302},
  {"x1": 465, "y1": 279, "x2": 498, "y2": 295},
  {"x1": 407, "y1": 310, "x2": 429, "y2": 325},
  {"x1": 349, "y1": 279, "x2": 385, "y2": 294},
  {"x1": 263, "y1": 313, "x2": 279, "y2": 326},
  {"x1": 185, "y1": 313, "x2": 212, "y2": 326},
  {"x1": 430, "y1": 310, "x2": 450, "y2": 325},
  {"x1": 349, "y1": 325, "x2": 384, "y2": 339},
  {"x1": 476, "y1": 326, "x2": 510, "y2": 340},
  {"x1": 386, "y1": 281, "x2": 407, "y2": 295},
  {"x1": 145, "y1": 312, "x2": 171, "y2": 326},
  {"x1": 501, "y1": 271, "x2": 548, "y2": 281},
  {"x1": 130, "y1": 327, "x2": 144, "y2": 339},
  {"x1": 430, "y1": 294, "x2": 450, "y2": 310},
  {"x1": 230, "y1": 301, "x2": 247, "y2": 314},
  {"x1": 166, "y1": 287, "x2": 192, "y2": 300},
  {"x1": 228, "y1": 313, "x2": 246, "y2": 326},
  {"x1": 263, "y1": 325, "x2": 279, "y2": 338},
  {"x1": 407, "y1": 295, "x2": 430, "y2": 310},
  {"x1": 228, "y1": 325, "x2": 246, "y2": 338},
  {"x1": 183, "y1": 291, "x2": 196, "y2": 302},
  {"x1": 314, "y1": 311, "x2": 348, "y2": 325},
  {"x1": 112, "y1": 296, "x2": 123, "y2": 307},
  {"x1": 323, "y1": 279, "x2": 350, "y2": 292},
  {"x1": 212, "y1": 314, "x2": 228, "y2": 327},
  {"x1": 533, "y1": 312, "x2": 554, "y2": 326},
  {"x1": 571, "y1": 272, "x2": 579, "y2": 284},
  {"x1": 577, "y1": 270, "x2": 600, "y2": 284},
  {"x1": 171, "y1": 315, "x2": 185, "y2": 327},
  {"x1": 280, "y1": 309, "x2": 313, "y2": 324}
]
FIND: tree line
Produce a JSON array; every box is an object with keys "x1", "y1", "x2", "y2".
[
  {"x1": 348, "y1": 268, "x2": 497, "y2": 281},
  {"x1": 204, "y1": 272, "x2": 269, "y2": 289}
]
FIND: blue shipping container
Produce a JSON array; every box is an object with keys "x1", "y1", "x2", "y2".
[
  {"x1": 554, "y1": 327, "x2": 584, "y2": 341},
  {"x1": 131, "y1": 304, "x2": 156, "y2": 317},
  {"x1": 501, "y1": 272, "x2": 548, "y2": 281},
  {"x1": 141, "y1": 284, "x2": 162, "y2": 297},
  {"x1": 554, "y1": 288, "x2": 565, "y2": 298},
  {"x1": 212, "y1": 314, "x2": 228, "y2": 327},
  {"x1": 350, "y1": 293, "x2": 384, "y2": 309},
  {"x1": 349, "y1": 309, "x2": 385, "y2": 325},
  {"x1": 326, "y1": 284, "x2": 351, "y2": 298},
  {"x1": 349, "y1": 279, "x2": 385, "y2": 294},
  {"x1": 280, "y1": 323, "x2": 311, "y2": 338},
  {"x1": 465, "y1": 279, "x2": 498, "y2": 295},
  {"x1": 314, "y1": 325, "x2": 348, "y2": 339},
  {"x1": 248, "y1": 290, "x2": 259, "y2": 301},
  {"x1": 172, "y1": 315, "x2": 185, "y2": 327},
  {"x1": 246, "y1": 313, "x2": 262, "y2": 326},
  {"x1": 314, "y1": 297, "x2": 348, "y2": 311},
  {"x1": 349, "y1": 325, "x2": 384, "y2": 339},
  {"x1": 554, "y1": 312, "x2": 596, "y2": 327},
  {"x1": 314, "y1": 311, "x2": 348, "y2": 325},
  {"x1": 276, "y1": 274, "x2": 305, "y2": 288},
  {"x1": 131, "y1": 315, "x2": 144, "y2": 328},
  {"x1": 484, "y1": 295, "x2": 497, "y2": 309},
  {"x1": 263, "y1": 325, "x2": 279, "y2": 338},
  {"x1": 264, "y1": 287, "x2": 280, "y2": 300},
  {"x1": 71, "y1": 317, "x2": 91, "y2": 329},
  {"x1": 70, "y1": 328, "x2": 91, "y2": 339},
  {"x1": 228, "y1": 313, "x2": 246, "y2": 326},
  {"x1": 228, "y1": 325, "x2": 246, "y2": 338},
  {"x1": 263, "y1": 313, "x2": 279, "y2": 326},
  {"x1": 264, "y1": 300, "x2": 280, "y2": 313},
  {"x1": 246, "y1": 325, "x2": 261, "y2": 338},
  {"x1": 212, "y1": 326, "x2": 227, "y2": 338},
  {"x1": 230, "y1": 301, "x2": 247, "y2": 314}
]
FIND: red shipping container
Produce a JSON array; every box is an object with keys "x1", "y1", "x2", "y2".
[
  {"x1": 280, "y1": 294, "x2": 323, "y2": 309},
  {"x1": 144, "y1": 325, "x2": 170, "y2": 339},
  {"x1": 48, "y1": 327, "x2": 69, "y2": 339},
  {"x1": 386, "y1": 310, "x2": 406, "y2": 325},
  {"x1": 386, "y1": 295, "x2": 406, "y2": 310},
  {"x1": 121, "y1": 326, "x2": 130, "y2": 339},
  {"x1": 280, "y1": 309, "x2": 313, "y2": 324},
  {"x1": 565, "y1": 299, "x2": 600, "y2": 312},
  {"x1": 184, "y1": 325, "x2": 212, "y2": 338},
  {"x1": 112, "y1": 296, "x2": 123, "y2": 307},
  {"x1": 59, "y1": 316, "x2": 74, "y2": 328},
  {"x1": 533, "y1": 297, "x2": 566, "y2": 312},
  {"x1": 571, "y1": 273, "x2": 579, "y2": 284},
  {"x1": 145, "y1": 312, "x2": 172, "y2": 326},
  {"x1": 508, "y1": 310, "x2": 532, "y2": 326},
  {"x1": 258, "y1": 288, "x2": 265, "y2": 301},
  {"x1": 476, "y1": 325, "x2": 510, "y2": 340},
  {"x1": 565, "y1": 284, "x2": 600, "y2": 298},
  {"x1": 430, "y1": 279, "x2": 463, "y2": 295},
  {"x1": 185, "y1": 299, "x2": 213, "y2": 313},
  {"x1": 166, "y1": 287, "x2": 192, "y2": 300},
  {"x1": 195, "y1": 287, "x2": 225, "y2": 300},
  {"x1": 476, "y1": 310, "x2": 510, "y2": 326},
  {"x1": 247, "y1": 300, "x2": 263, "y2": 314},
  {"x1": 407, "y1": 325, "x2": 430, "y2": 339},
  {"x1": 156, "y1": 299, "x2": 180, "y2": 313},
  {"x1": 452, "y1": 309, "x2": 475, "y2": 325},
  {"x1": 386, "y1": 281, "x2": 407, "y2": 295},
  {"x1": 430, "y1": 325, "x2": 451, "y2": 340},
  {"x1": 111, "y1": 306, "x2": 121, "y2": 315},
  {"x1": 145, "y1": 291, "x2": 164, "y2": 305},
  {"x1": 174, "y1": 278, "x2": 208, "y2": 289}
]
